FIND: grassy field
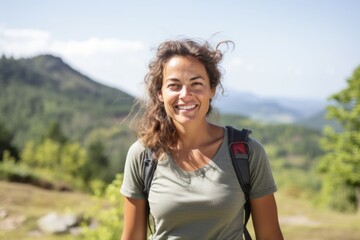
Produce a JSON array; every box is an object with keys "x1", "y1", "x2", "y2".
[
  {"x1": 1, "y1": 181, "x2": 360, "y2": 240},
  {"x1": 0, "y1": 181, "x2": 104, "y2": 240},
  {"x1": 275, "y1": 191, "x2": 360, "y2": 240}
]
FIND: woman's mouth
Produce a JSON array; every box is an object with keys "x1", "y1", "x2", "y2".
[{"x1": 175, "y1": 104, "x2": 197, "y2": 110}]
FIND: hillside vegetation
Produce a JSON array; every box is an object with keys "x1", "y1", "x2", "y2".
[
  {"x1": 0, "y1": 55, "x2": 136, "y2": 180},
  {"x1": 0, "y1": 55, "x2": 134, "y2": 137}
]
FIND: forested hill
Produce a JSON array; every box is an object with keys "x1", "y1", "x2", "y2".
[{"x1": 0, "y1": 54, "x2": 135, "y2": 148}]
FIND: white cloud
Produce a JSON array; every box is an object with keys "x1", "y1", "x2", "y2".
[
  {"x1": 0, "y1": 27, "x2": 149, "y2": 96},
  {"x1": 46, "y1": 37, "x2": 149, "y2": 96},
  {"x1": 0, "y1": 27, "x2": 51, "y2": 56},
  {"x1": 48, "y1": 38, "x2": 149, "y2": 96},
  {"x1": 49, "y1": 38, "x2": 145, "y2": 56}
]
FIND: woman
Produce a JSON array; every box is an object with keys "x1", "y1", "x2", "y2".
[{"x1": 120, "y1": 38, "x2": 283, "y2": 240}]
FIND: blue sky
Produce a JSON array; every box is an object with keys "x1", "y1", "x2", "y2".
[{"x1": 1, "y1": 0, "x2": 360, "y2": 100}]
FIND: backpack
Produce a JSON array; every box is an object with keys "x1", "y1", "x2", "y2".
[{"x1": 143, "y1": 126, "x2": 253, "y2": 240}]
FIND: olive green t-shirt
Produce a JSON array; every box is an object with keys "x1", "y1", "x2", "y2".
[{"x1": 120, "y1": 127, "x2": 277, "y2": 240}]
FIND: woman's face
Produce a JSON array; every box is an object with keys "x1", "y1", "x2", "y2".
[{"x1": 158, "y1": 55, "x2": 215, "y2": 128}]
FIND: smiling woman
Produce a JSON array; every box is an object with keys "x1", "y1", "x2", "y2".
[
  {"x1": 133, "y1": 39, "x2": 225, "y2": 158},
  {"x1": 120, "y1": 38, "x2": 283, "y2": 240}
]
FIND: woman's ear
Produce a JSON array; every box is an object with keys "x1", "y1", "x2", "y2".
[
  {"x1": 157, "y1": 91, "x2": 164, "y2": 102},
  {"x1": 210, "y1": 88, "x2": 216, "y2": 99}
]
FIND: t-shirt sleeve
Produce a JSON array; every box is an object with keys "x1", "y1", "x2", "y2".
[
  {"x1": 120, "y1": 141, "x2": 146, "y2": 199},
  {"x1": 248, "y1": 138, "x2": 277, "y2": 199}
]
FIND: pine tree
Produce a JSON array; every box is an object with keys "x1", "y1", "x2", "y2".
[{"x1": 319, "y1": 65, "x2": 360, "y2": 212}]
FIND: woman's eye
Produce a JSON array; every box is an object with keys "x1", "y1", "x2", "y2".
[
  {"x1": 192, "y1": 82, "x2": 203, "y2": 87},
  {"x1": 168, "y1": 84, "x2": 180, "y2": 90}
]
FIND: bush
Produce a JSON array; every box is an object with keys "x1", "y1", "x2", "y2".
[
  {"x1": 81, "y1": 174, "x2": 124, "y2": 240},
  {"x1": 0, "y1": 150, "x2": 85, "y2": 190}
]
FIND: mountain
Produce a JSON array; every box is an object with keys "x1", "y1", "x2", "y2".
[
  {"x1": 0, "y1": 54, "x2": 136, "y2": 172},
  {"x1": 295, "y1": 109, "x2": 341, "y2": 132},
  {"x1": 213, "y1": 90, "x2": 327, "y2": 124}
]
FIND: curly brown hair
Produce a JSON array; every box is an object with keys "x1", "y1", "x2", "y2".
[{"x1": 134, "y1": 38, "x2": 230, "y2": 158}]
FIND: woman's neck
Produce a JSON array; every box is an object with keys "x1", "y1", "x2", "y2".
[{"x1": 174, "y1": 121, "x2": 217, "y2": 149}]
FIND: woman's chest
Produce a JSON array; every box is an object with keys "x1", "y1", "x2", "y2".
[{"x1": 148, "y1": 162, "x2": 245, "y2": 220}]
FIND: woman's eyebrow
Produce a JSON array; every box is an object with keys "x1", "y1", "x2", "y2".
[
  {"x1": 165, "y1": 76, "x2": 204, "y2": 82},
  {"x1": 165, "y1": 78, "x2": 180, "y2": 82},
  {"x1": 190, "y1": 76, "x2": 204, "y2": 81}
]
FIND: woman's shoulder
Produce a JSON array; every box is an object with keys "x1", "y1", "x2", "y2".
[
  {"x1": 224, "y1": 126, "x2": 266, "y2": 155},
  {"x1": 224, "y1": 126, "x2": 264, "y2": 149},
  {"x1": 129, "y1": 140, "x2": 146, "y2": 150},
  {"x1": 127, "y1": 140, "x2": 147, "y2": 157},
  {"x1": 248, "y1": 137, "x2": 265, "y2": 152}
]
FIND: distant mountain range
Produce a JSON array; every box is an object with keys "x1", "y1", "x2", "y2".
[{"x1": 214, "y1": 90, "x2": 329, "y2": 126}]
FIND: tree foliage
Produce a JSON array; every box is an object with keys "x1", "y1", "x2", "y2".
[
  {"x1": 319, "y1": 65, "x2": 360, "y2": 212},
  {"x1": 81, "y1": 174, "x2": 124, "y2": 240},
  {"x1": 82, "y1": 141, "x2": 110, "y2": 183},
  {"x1": 21, "y1": 138, "x2": 87, "y2": 178},
  {"x1": 0, "y1": 54, "x2": 135, "y2": 177},
  {"x1": 0, "y1": 121, "x2": 19, "y2": 161}
]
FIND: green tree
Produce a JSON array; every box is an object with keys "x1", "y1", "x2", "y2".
[
  {"x1": 318, "y1": 65, "x2": 360, "y2": 212},
  {"x1": 21, "y1": 138, "x2": 87, "y2": 176},
  {"x1": 46, "y1": 122, "x2": 67, "y2": 144},
  {"x1": 81, "y1": 174, "x2": 123, "y2": 240},
  {"x1": 0, "y1": 122, "x2": 19, "y2": 161},
  {"x1": 81, "y1": 141, "x2": 113, "y2": 186}
]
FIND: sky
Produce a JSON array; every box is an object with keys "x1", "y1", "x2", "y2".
[{"x1": 1, "y1": 0, "x2": 360, "y2": 101}]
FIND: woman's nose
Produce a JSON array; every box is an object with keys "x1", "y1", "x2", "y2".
[{"x1": 179, "y1": 86, "x2": 192, "y2": 98}]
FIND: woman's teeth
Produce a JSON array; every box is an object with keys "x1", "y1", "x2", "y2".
[{"x1": 176, "y1": 105, "x2": 196, "y2": 110}]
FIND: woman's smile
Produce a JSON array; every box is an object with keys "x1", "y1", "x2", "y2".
[{"x1": 175, "y1": 104, "x2": 198, "y2": 111}]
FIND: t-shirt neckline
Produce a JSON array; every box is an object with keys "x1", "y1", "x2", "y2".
[{"x1": 165, "y1": 127, "x2": 228, "y2": 178}]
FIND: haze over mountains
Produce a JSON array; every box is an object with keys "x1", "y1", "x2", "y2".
[{"x1": 214, "y1": 91, "x2": 327, "y2": 124}]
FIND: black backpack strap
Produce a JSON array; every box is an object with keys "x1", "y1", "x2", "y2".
[
  {"x1": 143, "y1": 148, "x2": 158, "y2": 234},
  {"x1": 143, "y1": 148, "x2": 157, "y2": 198},
  {"x1": 226, "y1": 126, "x2": 252, "y2": 240}
]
